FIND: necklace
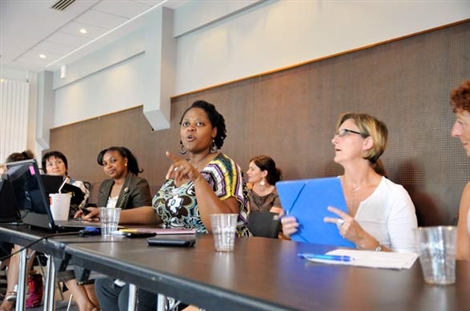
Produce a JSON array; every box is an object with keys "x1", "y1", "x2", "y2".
[
  {"x1": 347, "y1": 185, "x2": 362, "y2": 215},
  {"x1": 189, "y1": 152, "x2": 212, "y2": 170},
  {"x1": 254, "y1": 184, "x2": 273, "y2": 196}
]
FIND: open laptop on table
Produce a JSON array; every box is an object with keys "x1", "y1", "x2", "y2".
[
  {"x1": 0, "y1": 174, "x2": 22, "y2": 224},
  {"x1": 6, "y1": 159, "x2": 99, "y2": 232},
  {"x1": 41, "y1": 175, "x2": 85, "y2": 207},
  {"x1": 276, "y1": 176, "x2": 355, "y2": 248}
]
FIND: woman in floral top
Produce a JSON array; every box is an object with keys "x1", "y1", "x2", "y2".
[
  {"x1": 95, "y1": 100, "x2": 250, "y2": 311},
  {"x1": 154, "y1": 100, "x2": 250, "y2": 237}
]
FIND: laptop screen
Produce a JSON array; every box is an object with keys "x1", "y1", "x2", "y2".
[
  {"x1": 0, "y1": 175, "x2": 21, "y2": 223},
  {"x1": 41, "y1": 175, "x2": 85, "y2": 207},
  {"x1": 6, "y1": 159, "x2": 56, "y2": 230},
  {"x1": 41, "y1": 175, "x2": 65, "y2": 197}
]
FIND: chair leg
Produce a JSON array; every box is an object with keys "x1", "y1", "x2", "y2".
[
  {"x1": 57, "y1": 279, "x2": 65, "y2": 301},
  {"x1": 66, "y1": 293, "x2": 73, "y2": 311}
]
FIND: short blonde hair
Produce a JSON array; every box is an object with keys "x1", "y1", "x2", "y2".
[{"x1": 336, "y1": 112, "x2": 388, "y2": 164}]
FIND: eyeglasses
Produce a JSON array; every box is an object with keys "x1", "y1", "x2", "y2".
[{"x1": 334, "y1": 129, "x2": 368, "y2": 138}]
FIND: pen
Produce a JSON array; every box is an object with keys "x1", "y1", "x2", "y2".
[{"x1": 297, "y1": 253, "x2": 354, "y2": 262}]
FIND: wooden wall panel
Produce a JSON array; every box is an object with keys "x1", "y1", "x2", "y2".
[{"x1": 50, "y1": 21, "x2": 470, "y2": 225}]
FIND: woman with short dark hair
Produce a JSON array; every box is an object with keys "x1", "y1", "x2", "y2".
[{"x1": 450, "y1": 79, "x2": 470, "y2": 261}]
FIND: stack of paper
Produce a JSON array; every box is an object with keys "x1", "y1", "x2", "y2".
[{"x1": 303, "y1": 249, "x2": 419, "y2": 269}]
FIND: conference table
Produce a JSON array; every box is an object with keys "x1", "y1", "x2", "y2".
[
  {"x1": 1, "y1": 224, "x2": 470, "y2": 311},
  {"x1": 0, "y1": 224, "x2": 115, "y2": 311},
  {"x1": 65, "y1": 235, "x2": 470, "y2": 311}
]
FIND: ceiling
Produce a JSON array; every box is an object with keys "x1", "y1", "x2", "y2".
[{"x1": 0, "y1": 0, "x2": 187, "y2": 73}]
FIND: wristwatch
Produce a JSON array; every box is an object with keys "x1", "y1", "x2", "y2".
[{"x1": 375, "y1": 242, "x2": 383, "y2": 252}]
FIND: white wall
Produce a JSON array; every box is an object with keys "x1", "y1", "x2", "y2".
[
  {"x1": 54, "y1": 53, "x2": 145, "y2": 125},
  {"x1": 175, "y1": 0, "x2": 469, "y2": 94},
  {"x1": 50, "y1": 0, "x2": 469, "y2": 130}
]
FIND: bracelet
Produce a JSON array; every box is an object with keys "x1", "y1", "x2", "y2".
[{"x1": 374, "y1": 242, "x2": 383, "y2": 252}]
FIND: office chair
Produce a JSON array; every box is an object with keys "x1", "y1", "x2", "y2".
[{"x1": 246, "y1": 212, "x2": 281, "y2": 238}]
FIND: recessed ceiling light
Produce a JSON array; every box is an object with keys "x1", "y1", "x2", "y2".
[
  {"x1": 39, "y1": 54, "x2": 46, "y2": 59},
  {"x1": 80, "y1": 28, "x2": 87, "y2": 34}
]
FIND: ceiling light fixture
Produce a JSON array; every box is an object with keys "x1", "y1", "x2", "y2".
[
  {"x1": 46, "y1": 0, "x2": 169, "y2": 68},
  {"x1": 39, "y1": 54, "x2": 47, "y2": 59},
  {"x1": 79, "y1": 28, "x2": 87, "y2": 34}
]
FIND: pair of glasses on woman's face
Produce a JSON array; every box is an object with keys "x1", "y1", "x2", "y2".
[{"x1": 333, "y1": 128, "x2": 369, "y2": 138}]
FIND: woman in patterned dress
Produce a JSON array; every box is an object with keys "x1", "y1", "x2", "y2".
[{"x1": 95, "y1": 100, "x2": 250, "y2": 311}]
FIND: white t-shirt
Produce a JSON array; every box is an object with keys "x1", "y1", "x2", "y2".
[
  {"x1": 355, "y1": 177, "x2": 418, "y2": 253},
  {"x1": 106, "y1": 196, "x2": 118, "y2": 208}
]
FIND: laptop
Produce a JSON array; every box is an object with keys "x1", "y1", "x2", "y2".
[
  {"x1": 41, "y1": 175, "x2": 85, "y2": 207},
  {"x1": 6, "y1": 159, "x2": 99, "y2": 232},
  {"x1": 0, "y1": 175, "x2": 22, "y2": 223},
  {"x1": 276, "y1": 177, "x2": 355, "y2": 248}
]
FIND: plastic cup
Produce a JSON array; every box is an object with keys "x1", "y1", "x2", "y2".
[
  {"x1": 99, "y1": 208, "x2": 122, "y2": 237},
  {"x1": 210, "y1": 214, "x2": 238, "y2": 252},
  {"x1": 49, "y1": 193, "x2": 71, "y2": 221},
  {"x1": 414, "y1": 226, "x2": 457, "y2": 285}
]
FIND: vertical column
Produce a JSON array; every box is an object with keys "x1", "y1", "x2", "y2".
[{"x1": 142, "y1": 7, "x2": 176, "y2": 131}]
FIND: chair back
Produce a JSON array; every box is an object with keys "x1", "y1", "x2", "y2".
[{"x1": 247, "y1": 211, "x2": 281, "y2": 238}]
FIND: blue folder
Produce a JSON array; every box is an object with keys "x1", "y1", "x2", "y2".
[{"x1": 276, "y1": 177, "x2": 355, "y2": 248}]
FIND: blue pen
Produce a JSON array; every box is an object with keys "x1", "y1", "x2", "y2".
[{"x1": 297, "y1": 253, "x2": 354, "y2": 262}]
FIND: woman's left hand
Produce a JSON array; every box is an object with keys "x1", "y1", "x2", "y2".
[
  {"x1": 165, "y1": 151, "x2": 200, "y2": 182},
  {"x1": 324, "y1": 206, "x2": 365, "y2": 243}
]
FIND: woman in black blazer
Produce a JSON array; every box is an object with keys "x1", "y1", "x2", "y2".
[
  {"x1": 77, "y1": 146, "x2": 154, "y2": 224},
  {"x1": 70, "y1": 146, "x2": 153, "y2": 311}
]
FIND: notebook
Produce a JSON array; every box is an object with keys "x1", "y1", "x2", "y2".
[
  {"x1": 6, "y1": 159, "x2": 99, "y2": 232},
  {"x1": 0, "y1": 175, "x2": 22, "y2": 223},
  {"x1": 276, "y1": 177, "x2": 355, "y2": 248},
  {"x1": 118, "y1": 228, "x2": 197, "y2": 235}
]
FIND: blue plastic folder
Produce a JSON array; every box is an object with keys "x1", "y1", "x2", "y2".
[{"x1": 276, "y1": 177, "x2": 355, "y2": 248}]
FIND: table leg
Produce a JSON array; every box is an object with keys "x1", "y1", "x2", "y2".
[
  {"x1": 156, "y1": 293, "x2": 167, "y2": 311},
  {"x1": 15, "y1": 248, "x2": 28, "y2": 311},
  {"x1": 128, "y1": 283, "x2": 137, "y2": 311},
  {"x1": 43, "y1": 254, "x2": 56, "y2": 311}
]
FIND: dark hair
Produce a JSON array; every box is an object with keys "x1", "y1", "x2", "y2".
[
  {"x1": 179, "y1": 100, "x2": 227, "y2": 149},
  {"x1": 97, "y1": 146, "x2": 143, "y2": 175},
  {"x1": 6, "y1": 150, "x2": 35, "y2": 163},
  {"x1": 450, "y1": 80, "x2": 470, "y2": 113},
  {"x1": 250, "y1": 155, "x2": 282, "y2": 186},
  {"x1": 41, "y1": 151, "x2": 68, "y2": 174}
]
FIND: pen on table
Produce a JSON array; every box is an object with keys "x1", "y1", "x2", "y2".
[{"x1": 297, "y1": 253, "x2": 354, "y2": 262}]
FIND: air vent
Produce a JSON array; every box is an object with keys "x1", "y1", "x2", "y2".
[{"x1": 51, "y1": 0, "x2": 76, "y2": 11}]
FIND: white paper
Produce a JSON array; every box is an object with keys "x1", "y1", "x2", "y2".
[{"x1": 305, "y1": 249, "x2": 419, "y2": 269}]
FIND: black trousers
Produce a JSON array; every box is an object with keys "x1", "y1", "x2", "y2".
[
  {"x1": 0, "y1": 242, "x2": 13, "y2": 261},
  {"x1": 95, "y1": 277, "x2": 159, "y2": 311}
]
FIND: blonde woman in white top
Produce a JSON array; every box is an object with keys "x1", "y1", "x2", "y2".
[{"x1": 282, "y1": 113, "x2": 417, "y2": 253}]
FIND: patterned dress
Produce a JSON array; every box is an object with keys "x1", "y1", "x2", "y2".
[{"x1": 152, "y1": 153, "x2": 250, "y2": 237}]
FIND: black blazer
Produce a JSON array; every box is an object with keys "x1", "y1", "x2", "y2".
[{"x1": 97, "y1": 173, "x2": 152, "y2": 209}]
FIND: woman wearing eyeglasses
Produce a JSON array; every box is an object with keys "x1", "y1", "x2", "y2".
[{"x1": 281, "y1": 112, "x2": 417, "y2": 253}]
